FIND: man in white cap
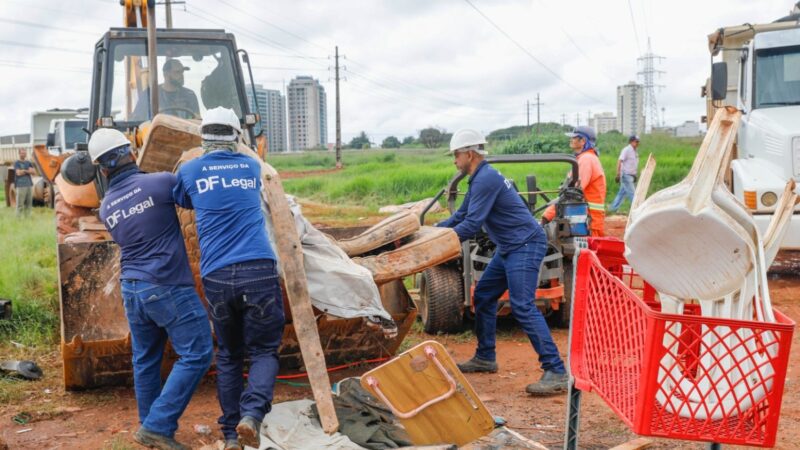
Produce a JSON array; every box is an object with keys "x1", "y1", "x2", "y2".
[
  {"x1": 91, "y1": 128, "x2": 213, "y2": 450},
  {"x1": 173, "y1": 107, "x2": 283, "y2": 450},
  {"x1": 436, "y1": 129, "x2": 568, "y2": 396}
]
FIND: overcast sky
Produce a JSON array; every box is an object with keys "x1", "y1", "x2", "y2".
[{"x1": 0, "y1": 0, "x2": 796, "y2": 142}]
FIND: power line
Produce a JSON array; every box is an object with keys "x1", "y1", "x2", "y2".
[
  {"x1": 0, "y1": 40, "x2": 92, "y2": 55},
  {"x1": 626, "y1": 0, "x2": 642, "y2": 55},
  {"x1": 462, "y1": 0, "x2": 603, "y2": 104},
  {"x1": 215, "y1": 0, "x2": 330, "y2": 52},
  {"x1": 0, "y1": 60, "x2": 91, "y2": 74},
  {"x1": 0, "y1": 17, "x2": 97, "y2": 36}
]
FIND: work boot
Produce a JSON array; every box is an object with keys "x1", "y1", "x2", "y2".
[
  {"x1": 525, "y1": 370, "x2": 569, "y2": 396},
  {"x1": 236, "y1": 415, "x2": 261, "y2": 449},
  {"x1": 457, "y1": 356, "x2": 498, "y2": 373},
  {"x1": 132, "y1": 427, "x2": 190, "y2": 450},
  {"x1": 224, "y1": 439, "x2": 242, "y2": 450}
]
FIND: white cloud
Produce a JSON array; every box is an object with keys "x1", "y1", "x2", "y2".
[{"x1": 0, "y1": 0, "x2": 795, "y2": 141}]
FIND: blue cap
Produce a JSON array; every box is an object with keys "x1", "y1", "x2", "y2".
[{"x1": 629, "y1": 135, "x2": 640, "y2": 142}]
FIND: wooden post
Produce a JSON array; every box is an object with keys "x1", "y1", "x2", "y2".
[{"x1": 259, "y1": 162, "x2": 339, "y2": 434}]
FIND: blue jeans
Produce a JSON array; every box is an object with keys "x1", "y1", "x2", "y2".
[
  {"x1": 473, "y1": 236, "x2": 566, "y2": 374},
  {"x1": 610, "y1": 174, "x2": 636, "y2": 212},
  {"x1": 121, "y1": 281, "x2": 214, "y2": 438},
  {"x1": 202, "y1": 259, "x2": 285, "y2": 441}
]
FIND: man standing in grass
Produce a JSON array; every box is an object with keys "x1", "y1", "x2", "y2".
[
  {"x1": 13, "y1": 149, "x2": 36, "y2": 218},
  {"x1": 90, "y1": 128, "x2": 213, "y2": 450},
  {"x1": 437, "y1": 128, "x2": 568, "y2": 396},
  {"x1": 174, "y1": 107, "x2": 284, "y2": 450},
  {"x1": 609, "y1": 135, "x2": 640, "y2": 213}
]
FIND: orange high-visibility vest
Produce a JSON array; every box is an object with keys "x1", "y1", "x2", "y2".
[{"x1": 544, "y1": 148, "x2": 607, "y2": 236}]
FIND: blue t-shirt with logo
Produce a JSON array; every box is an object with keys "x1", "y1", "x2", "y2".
[
  {"x1": 99, "y1": 169, "x2": 194, "y2": 286},
  {"x1": 173, "y1": 151, "x2": 275, "y2": 277}
]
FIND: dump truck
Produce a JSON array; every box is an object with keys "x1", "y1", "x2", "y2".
[
  {"x1": 704, "y1": 2, "x2": 800, "y2": 249},
  {"x1": 44, "y1": 0, "x2": 428, "y2": 390},
  {"x1": 3, "y1": 110, "x2": 86, "y2": 208}
]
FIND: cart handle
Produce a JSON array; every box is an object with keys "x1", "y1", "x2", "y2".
[{"x1": 365, "y1": 345, "x2": 457, "y2": 419}]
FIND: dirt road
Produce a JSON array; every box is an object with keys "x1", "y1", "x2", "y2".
[{"x1": 3, "y1": 274, "x2": 799, "y2": 450}]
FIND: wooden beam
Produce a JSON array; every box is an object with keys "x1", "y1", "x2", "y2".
[
  {"x1": 609, "y1": 437, "x2": 654, "y2": 450},
  {"x1": 260, "y1": 162, "x2": 339, "y2": 434}
]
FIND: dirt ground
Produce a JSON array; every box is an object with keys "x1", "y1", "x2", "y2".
[
  {"x1": 2, "y1": 274, "x2": 799, "y2": 450},
  {"x1": 2, "y1": 216, "x2": 799, "y2": 449}
]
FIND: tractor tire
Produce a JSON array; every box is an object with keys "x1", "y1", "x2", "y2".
[
  {"x1": 7, "y1": 184, "x2": 16, "y2": 208},
  {"x1": 417, "y1": 265, "x2": 465, "y2": 334}
]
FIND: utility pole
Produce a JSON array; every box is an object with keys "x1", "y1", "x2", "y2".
[
  {"x1": 561, "y1": 113, "x2": 566, "y2": 127},
  {"x1": 334, "y1": 46, "x2": 342, "y2": 169},
  {"x1": 535, "y1": 93, "x2": 542, "y2": 134},
  {"x1": 526, "y1": 100, "x2": 530, "y2": 133},
  {"x1": 575, "y1": 113, "x2": 580, "y2": 126},
  {"x1": 165, "y1": 0, "x2": 173, "y2": 28},
  {"x1": 587, "y1": 110, "x2": 591, "y2": 130}
]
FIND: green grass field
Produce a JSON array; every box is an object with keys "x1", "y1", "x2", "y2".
[
  {"x1": 0, "y1": 206, "x2": 58, "y2": 347},
  {"x1": 270, "y1": 133, "x2": 701, "y2": 213},
  {"x1": 0, "y1": 132, "x2": 700, "y2": 351}
]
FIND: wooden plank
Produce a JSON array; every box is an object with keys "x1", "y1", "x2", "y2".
[
  {"x1": 630, "y1": 153, "x2": 656, "y2": 213},
  {"x1": 353, "y1": 226, "x2": 460, "y2": 284},
  {"x1": 361, "y1": 340, "x2": 494, "y2": 446},
  {"x1": 259, "y1": 161, "x2": 339, "y2": 434},
  {"x1": 335, "y1": 210, "x2": 420, "y2": 257},
  {"x1": 609, "y1": 437, "x2": 654, "y2": 450}
]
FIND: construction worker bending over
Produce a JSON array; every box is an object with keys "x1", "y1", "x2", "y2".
[
  {"x1": 437, "y1": 129, "x2": 568, "y2": 396},
  {"x1": 91, "y1": 128, "x2": 213, "y2": 450},
  {"x1": 542, "y1": 125, "x2": 607, "y2": 236},
  {"x1": 173, "y1": 107, "x2": 284, "y2": 450}
]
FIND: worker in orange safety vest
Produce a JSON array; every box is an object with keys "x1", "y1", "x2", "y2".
[{"x1": 542, "y1": 125, "x2": 607, "y2": 236}]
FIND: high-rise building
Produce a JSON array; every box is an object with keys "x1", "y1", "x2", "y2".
[
  {"x1": 246, "y1": 84, "x2": 287, "y2": 152},
  {"x1": 589, "y1": 112, "x2": 618, "y2": 134},
  {"x1": 287, "y1": 76, "x2": 328, "y2": 151},
  {"x1": 616, "y1": 82, "x2": 645, "y2": 136}
]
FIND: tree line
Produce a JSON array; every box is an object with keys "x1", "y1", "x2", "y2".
[{"x1": 349, "y1": 122, "x2": 575, "y2": 149}]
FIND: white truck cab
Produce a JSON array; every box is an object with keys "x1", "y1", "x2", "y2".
[
  {"x1": 706, "y1": 7, "x2": 800, "y2": 249},
  {"x1": 47, "y1": 118, "x2": 88, "y2": 155}
]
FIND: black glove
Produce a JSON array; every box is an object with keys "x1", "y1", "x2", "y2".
[{"x1": 615, "y1": 175, "x2": 620, "y2": 184}]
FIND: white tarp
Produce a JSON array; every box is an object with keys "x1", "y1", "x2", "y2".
[{"x1": 262, "y1": 195, "x2": 392, "y2": 322}]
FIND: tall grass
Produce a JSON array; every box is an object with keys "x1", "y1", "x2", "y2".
[
  {"x1": 269, "y1": 133, "x2": 701, "y2": 211},
  {"x1": 0, "y1": 206, "x2": 59, "y2": 346}
]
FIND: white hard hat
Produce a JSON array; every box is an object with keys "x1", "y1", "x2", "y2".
[
  {"x1": 201, "y1": 107, "x2": 241, "y2": 141},
  {"x1": 88, "y1": 128, "x2": 130, "y2": 163},
  {"x1": 449, "y1": 128, "x2": 488, "y2": 154}
]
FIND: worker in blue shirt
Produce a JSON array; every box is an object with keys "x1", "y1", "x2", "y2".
[
  {"x1": 437, "y1": 129, "x2": 568, "y2": 396},
  {"x1": 173, "y1": 107, "x2": 283, "y2": 450},
  {"x1": 90, "y1": 128, "x2": 213, "y2": 450}
]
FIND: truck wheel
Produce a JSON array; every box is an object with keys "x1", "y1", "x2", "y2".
[
  {"x1": 6, "y1": 184, "x2": 16, "y2": 208},
  {"x1": 417, "y1": 265, "x2": 465, "y2": 334}
]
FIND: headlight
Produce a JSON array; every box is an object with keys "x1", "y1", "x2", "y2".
[{"x1": 761, "y1": 191, "x2": 778, "y2": 207}]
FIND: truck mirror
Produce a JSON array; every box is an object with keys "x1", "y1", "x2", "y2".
[
  {"x1": 711, "y1": 62, "x2": 728, "y2": 101},
  {"x1": 46, "y1": 132, "x2": 55, "y2": 148}
]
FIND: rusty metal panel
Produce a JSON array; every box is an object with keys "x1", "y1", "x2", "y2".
[{"x1": 59, "y1": 241, "x2": 128, "y2": 342}]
